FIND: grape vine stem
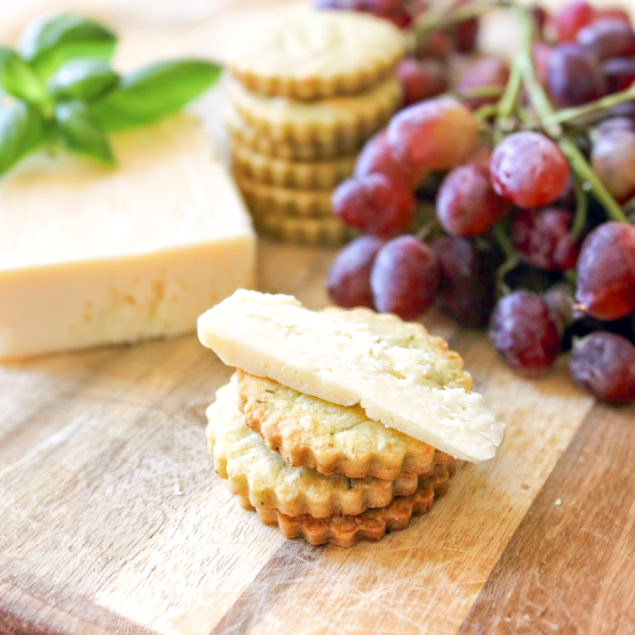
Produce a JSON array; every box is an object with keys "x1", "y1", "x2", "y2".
[
  {"x1": 544, "y1": 85, "x2": 635, "y2": 126},
  {"x1": 414, "y1": 0, "x2": 511, "y2": 40},
  {"x1": 514, "y1": 5, "x2": 627, "y2": 224}
]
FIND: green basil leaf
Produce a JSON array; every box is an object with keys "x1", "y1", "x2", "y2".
[
  {"x1": 0, "y1": 97, "x2": 45, "y2": 174},
  {"x1": 91, "y1": 59, "x2": 221, "y2": 131},
  {"x1": 47, "y1": 59, "x2": 118, "y2": 101},
  {"x1": 54, "y1": 100, "x2": 114, "y2": 164},
  {"x1": 20, "y1": 14, "x2": 117, "y2": 79},
  {"x1": 0, "y1": 46, "x2": 47, "y2": 103}
]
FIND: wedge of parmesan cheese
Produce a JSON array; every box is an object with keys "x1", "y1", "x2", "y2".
[
  {"x1": 0, "y1": 115, "x2": 255, "y2": 359},
  {"x1": 198, "y1": 290, "x2": 504, "y2": 462}
]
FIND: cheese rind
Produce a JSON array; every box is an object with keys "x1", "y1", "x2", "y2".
[
  {"x1": 0, "y1": 115, "x2": 255, "y2": 359},
  {"x1": 197, "y1": 290, "x2": 504, "y2": 463}
]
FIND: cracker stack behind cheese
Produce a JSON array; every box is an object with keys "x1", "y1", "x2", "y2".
[
  {"x1": 198, "y1": 290, "x2": 504, "y2": 547},
  {"x1": 225, "y1": 9, "x2": 406, "y2": 246}
]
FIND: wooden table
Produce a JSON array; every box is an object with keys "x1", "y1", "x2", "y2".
[{"x1": 1, "y1": 1, "x2": 633, "y2": 633}]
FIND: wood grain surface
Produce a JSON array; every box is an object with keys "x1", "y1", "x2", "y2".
[{"x1": 1, "y1": 1, "x2": 634, "y2": 634}]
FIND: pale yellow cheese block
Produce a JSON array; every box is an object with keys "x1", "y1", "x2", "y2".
[
  {"x1": 0, "y1": 115, "x2": 256, "y2": 359},
  {"x1": 198, "y1": 290, "x2": 504, "y2": 463}
]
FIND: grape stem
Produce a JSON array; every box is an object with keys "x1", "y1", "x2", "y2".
[
  {"x1": 544, "y1": 85, "x2": 635, "y2": 126},
  {"x1": 570, "y1": 175, "x2": 588, "y2": 241},
  {"x1": 457, "y1": 85, "x2": 506, "y2": 100},
  {"x1": 494, "y1": 56, "x2": 523, "y2": 143},
  {"x1": 514, "y1": 5, "x2": 627, "y2": 224},
  {"x1": 492, "y1": 221, "x2": 519, "y2": 296},
  {"x1": 474, "y1": 103, "x2": 499, "y2": 122},
  {"x1": 492, "y1": 221, "x2": 518, "y2": 296},
  {"x1": 414, "y1": 0, "x2": 511, "y2": 40},
  {"x1": 492, "y1": 221, "x2": 515, "y2": 259}
]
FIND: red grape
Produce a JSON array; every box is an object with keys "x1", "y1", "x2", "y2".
[
  {"x1": 570, "y1": 332, "x2": 635, "y2": 403},
  {"x1": 591, "y1": 128, "x2": 635, "y2": 203},
  {"x1": 387, "y1": 96, "x2": 479, "y2": 172},
  {"x1": 363, "y1": 7, "x2": 413, "y2": 29},
  {"x1": 314, "y1": 0, "x2": 401, "y2": 9},
  {"x1": 510, "y1": 207, "x2": 580, "y2": 271},
  {"x1": 327, "y1": 236, "x2": 384, "y2": 308},
  {"x1": 531, "y1": 4, "x2": 549, "y2": 37},
  {"x1": 533, "y1": 41, "x2": 553, "y2": 86},
  {"x1": 603, "y1": 58, "x2": 635, "y2": 93},
  {"x1": 431, "y1": 236, "x2": 498, "y2": 328},
  {"x1": 370, "y1": 236, "x2": 440, "y2": 319},
  {"x1": 593, "y1": 8, "x2": 631, "y2": 26},
  {"x1": 596, "y1": 116, "x2": 634, "y2": 134},
  {"x1": 451, "y1": 16, "x2": 479, "y2": 53},
  {"x1": 547, "y1": 43, "x2": 607, "y2": 107},
  {"x1": 489, "y1": 290, "x2": 560, "y2": 376},
  {"x1": 490, "y1": 132, "x2": 570, "y2": 208},
  {"x1": 314, "y1": 0, "x2": 412, "y2": 26},
  {"x1": 332, "y1": 173, "x2": 415, "y2": 237},
  {"x1": 551, "y1": 1, "x2": 596, "y2": 43},
  {"x1": 576, "y1": 222, "x2": 635, "y2": 321},
  {"x1": 415, "y1": 29, "x2": 452, "y2": 60},
  {"x1": 553, "y1": 175, "x2": 575, "y2": 208},
  {"x1": 314, "y1": 0, "x2": 356, "y2": 7},
  {"x1": 609, "y1": 101, "x2": 635, "y2": 128},
  {"x1": 396, "y1": 58, "x2": 447, "y2": 107},
  {"x1": 543, "y1": 283, "x2": 575, "y2": 337},
  {"x1": 456, "y1": 57, "x2": 510, "y2": 108},
  {"x1": 357, "y1": 0, "x2": 404, "y2": 9},
  {"x1": 436, "y1": 161, "x2": 507, "y2": 237},
  {"x1": 576, "y1": 18, "x2": 635, "y2": 61},
  {"x1": 354, "y1": 129, "x2": 425, "y2": 190}
]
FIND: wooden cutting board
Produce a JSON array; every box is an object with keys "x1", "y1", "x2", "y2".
[{"x1": 0, "y1": 1, "x2": 633, "y2": 633}]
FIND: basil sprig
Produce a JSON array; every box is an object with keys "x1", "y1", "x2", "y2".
[
  {"x1": 92, "y1": 60, "x2": 221, "y2": 130},
  {"x1": 0, "y1": 47, "x2": 47, "y2": 104},
  {"x1": 19, "y1": 14, "x2": 117, "y2": 79},
  {"x1": 0, "y1": 13, "x2": 221, "y2": 176},
  {"x1": 0, "y1": 98, "x2": 45, "y2": 173},
  {"x1": 47, "y1": 59, "x2": 119, "y2": 101}
]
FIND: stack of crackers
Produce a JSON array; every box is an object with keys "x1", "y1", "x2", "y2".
[
  {"x1": 206, "y1": 308, "x2": 466, "y2": 547},
  {"x1": 225, "y1": 9, "x2": 406, "y2": 246}
]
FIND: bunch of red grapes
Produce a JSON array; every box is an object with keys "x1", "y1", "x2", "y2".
[{"x1": 321, "y1": 0, "x2": 635, "y2": 404}]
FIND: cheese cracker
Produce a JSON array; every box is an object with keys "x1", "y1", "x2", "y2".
[
  {"x1": 231, "y1": 143, "x2": 355, "y2": 189},
  {"x1": 226, "y1": 105, "x2": 364, "y2": 160},
  {"x1": 207, "y1": 378, "x2": 423, "y2": 519},
  {"x1": 256, "y1": 464, "x2": 453, "y2": 547},
  {"x1": 228, "y1": 9, "x2": 406, "y2": 101},
  {"x1": 236, "y1": 174, "x2": 333, "y2": 217},
  {"x1": 237, "y1": 370, "x2": 454, "y2": 480},
  {"x1": 250, "y1": 212, "x2": 354, "y2": 246},
  {"x1": 228, "y1": 75, "x2": 401, "y2": 145}
]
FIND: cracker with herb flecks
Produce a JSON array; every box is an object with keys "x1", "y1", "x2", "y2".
[{"x1": 207, "y1": 378, "x2": 424, "y2": 519}]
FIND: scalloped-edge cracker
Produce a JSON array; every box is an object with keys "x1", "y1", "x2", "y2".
[
  {"x1": 255, "y1": 464, "x2": 453, "y2": 547},
  {"x1": 231, "y1": 143, "x2": 355, "y2": 189},
  {"x1": 228, "y1": 9, "x2": 406, "y2": 101},
  {"x1": 237, "y1": 370, "x2": 454, "y2": 480},
  {"x1": 207, "y1": 377, "x2": 427, "y2": 519},
  {"x1": 228, "y1": 75, "x2": 400, "y2": 144}
]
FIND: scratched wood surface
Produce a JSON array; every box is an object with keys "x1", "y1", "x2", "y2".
[{"x1": 0, "y1": 1, "x2": 634, "y2": 634}]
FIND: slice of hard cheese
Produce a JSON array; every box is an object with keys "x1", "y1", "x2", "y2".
[
  {"x1": 198, "y1": 290, "x2": 504, "y2": 463},
  {"x1": 0, "y1": 114, "x2": 255, "y2": 359}
]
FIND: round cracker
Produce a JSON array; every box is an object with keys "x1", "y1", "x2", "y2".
[
  {"x1": 237, "y1": 370, "x2": 455, "y2": 480},
  {"x1": 251, "y1": 211, "x2": 353, "y2": 246},
  {"x1": 236, "y1": 173, "x2": 333, "y2": 217},
  {"x1": 226, "y1": 105, "x2": 364, "y2": 160},
  {"x1": 231, "y1": 142, "x2": 355, "y2": 189},
  {"x1": 228, "y1": 9, "x2": 406, "y2": 101},
  {"x1": 207, "y1": 377, "x2": 423, "y2": 519},
  {"x1": 256, "y1": 464, "x2": 452, "y2": 547},
  {"x1": 228, "y1": 75, "x2": 401, "y2": 144}
]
